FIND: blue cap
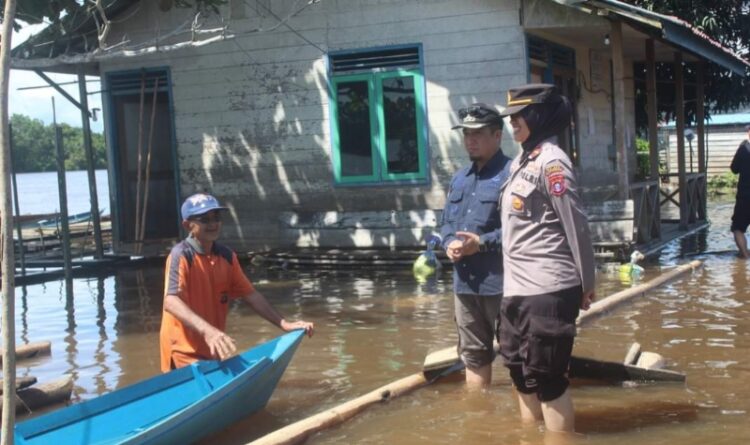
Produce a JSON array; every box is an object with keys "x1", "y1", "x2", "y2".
[{"x1": 181, "y1": 193, "x2": 228, "y2": 220}]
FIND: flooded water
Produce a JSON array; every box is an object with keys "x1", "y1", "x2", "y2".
[
  {"x1": 12, "y1": 169, "x2": 110, "y2": 216},
  {"x1": 9, "y1": 198, "x2": 750, "y2": 445}
]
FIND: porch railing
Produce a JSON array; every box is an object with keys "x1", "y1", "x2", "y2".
[
  {"x1": 629, "y1": 180, "x2": 661, "y2": 243},
  {"x1": 659, "y1": 172, "x2": 707, "y2": 225}
]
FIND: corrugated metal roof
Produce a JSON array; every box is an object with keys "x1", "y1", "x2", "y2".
[
  {"x1": 569, "y1": 0, "x2": 750, "y2": 75},
  {"x1": 664, "y1": 111, "x2": 750, "y2": 128},
  {"x1": 11, "y1": 0, "x2": 139, "y2": 61}
]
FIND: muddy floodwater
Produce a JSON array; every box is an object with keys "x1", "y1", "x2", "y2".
[{"x1": 10, "y1": 199, "x2": 750, "y2": 444}]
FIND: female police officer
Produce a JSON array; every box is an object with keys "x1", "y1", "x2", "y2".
[{"x1": 497, "y1": 84, "x2": 596, "y2": 433}]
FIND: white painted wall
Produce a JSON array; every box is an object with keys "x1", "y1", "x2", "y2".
[
  {"x1": 100, "y1": 0, "x2": 526, "y2": 249},
  {"x1": 664, "y1": 126, "x2": 749, "y2": 177}
]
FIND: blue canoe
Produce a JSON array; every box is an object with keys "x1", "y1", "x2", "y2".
[{"x1": 14, "y1": 330, "x2": 305, "y2": 445}]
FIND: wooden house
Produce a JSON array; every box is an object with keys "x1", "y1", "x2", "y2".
[{"x1": 12, "y1": 0, "x2": 749, "y2": 260}]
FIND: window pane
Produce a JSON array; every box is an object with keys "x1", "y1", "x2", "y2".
[
  {"x1": 336, "y1": 81, "x2": 373, "y2": 177},
  {"x1": 382, "y1": 76, "x2": 419, "y2": 174}
]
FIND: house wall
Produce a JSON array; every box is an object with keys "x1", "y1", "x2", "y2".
[
  {"x1": 100, "y1": 0, "x2": 527, "y2": 250},
  {"x1": 663, "y1": 125, "x2": 747, "y2": 177}
]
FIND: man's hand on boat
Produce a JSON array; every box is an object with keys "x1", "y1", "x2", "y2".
[
  {"x1": 205, "y1": 327, "x2": 238, "y2": 360},
  {"x1": 280, "y1": 319, "x2": 315, "y2": 338}
]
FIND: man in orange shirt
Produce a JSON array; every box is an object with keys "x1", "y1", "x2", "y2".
[{"x1": 159, "y1": 193, "x2": 314, "y2": 372}]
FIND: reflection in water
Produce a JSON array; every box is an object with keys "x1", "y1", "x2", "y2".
[{"x1": 575, "y1": 400, "x2": 699, "y2": 434}]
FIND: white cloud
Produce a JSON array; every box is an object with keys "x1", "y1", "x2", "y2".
[{"x1": 10, "y1": 24, "x2": 104, "y2": 132}]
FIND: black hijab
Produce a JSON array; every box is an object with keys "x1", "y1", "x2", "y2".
[{"x1": 518, "y1": 92, "x2": 572, "y2": 152}]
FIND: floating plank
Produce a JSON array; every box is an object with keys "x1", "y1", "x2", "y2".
[
  {"x1": 424, "y1": 348, "x2": 684, "y2": 383},
  {"x1": 0, "y1": 341, "x2": 51, "y2": 366},
  {"x1": 568, "y1": 356, "x2": 684, "y2": 382},
  {"x1": 623, "y1": 342, "x2": 642, "y2": 365},
  {"x1": 0, "y1": 376, "x2": 38, "y2": 395}
]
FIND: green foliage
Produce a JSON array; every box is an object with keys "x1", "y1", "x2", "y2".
[
  {"x1": 636, "y1": 138, "x2": 650, "y2": 153},
  {"x1": 635, "y1": 138, "x2": 655, "y2": 180},
  {"x1": 9, "y1": 114, "x2": 107, "y2": 173},
  {"x1": 707, "y1": 172, "x2": 739, "y2": 190}
]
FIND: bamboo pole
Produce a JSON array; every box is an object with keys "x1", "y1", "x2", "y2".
[
  {"x1": 137, "y1": 78, "x2": 159, "y2": 246},
  {"x1": 577, "y1": 260, "x2": 703, "y2": 326},
  {"x1": 0, "y1": 0, "x2": 18, "y2": 441},
  {"x1": 248, "y1": 373, "x2": 429, "y2": 445},
  {"x1": 134, "y1": 73, "x2": 146, "y2": 253}
]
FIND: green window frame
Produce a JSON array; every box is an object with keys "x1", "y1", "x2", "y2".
[{"x1": 330, "y1": 67, "x2": 428, "y2": 185}]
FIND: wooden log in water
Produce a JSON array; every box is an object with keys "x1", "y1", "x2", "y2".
[
  {"x1": 4, "y1": 376, "x2": 74, "y2": 416},
  {"x1": 577, "y1": 260, "x2": 703, "y2": 326},
  {"x1": 0, "y1": 376, "x2": 37, "y2": 395},
  {"x1": 248, "y1": 373, "x2": 429, "y2": 445},
  {"x1": 0, "y1": 341, "x2": 51, "y2": 366}
]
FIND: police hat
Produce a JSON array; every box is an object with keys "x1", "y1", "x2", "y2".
[
  {"x1": 499, "y1": 83, "x2": 560, "y2": 117},
  {"x1": 452, "y1": 103, "x2": 503, "y2": 130},
  {"x1": 180, "y1": 193, "x2": 228, "y2": 221}
]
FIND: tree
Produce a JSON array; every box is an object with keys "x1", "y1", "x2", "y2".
[
  {"x1": 9, "y1": 114, "x2": 107, "y2": 173},
  {"x1": 631, "y1": 0, "x2": 750, "y2": 131}
]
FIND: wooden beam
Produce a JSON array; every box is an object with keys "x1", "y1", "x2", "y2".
[
  {"x1": 78, "y1": 70, "x2": 104, "y2": 259},
  {"x1": 34, "y1": 70, "x2": 91, "y2": 118},
  {"x1": 646, "y1": 39, "x2": 659, "y2": 180},
  {"x1": 611, "y1": 20, "x2": 629, "y2": 198},
  {"x1": 674, "y1": 52, "x2": 688, "y2": 230},
  {"x1": 695, "y1": 62, "x2": 707, "y2": 220}
]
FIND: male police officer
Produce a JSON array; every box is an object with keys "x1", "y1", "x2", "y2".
[{"x1": 440, "y1": 103, "x2": 511, "y2": 388}]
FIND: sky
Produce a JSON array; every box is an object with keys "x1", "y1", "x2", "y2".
[{"x1": 10, "y1": 23, "x2": 104, "y2": 132}]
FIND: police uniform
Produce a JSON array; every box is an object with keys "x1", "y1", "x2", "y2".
[{"x1": 498, "y1": 140, "x2": 595, "y2": 401}]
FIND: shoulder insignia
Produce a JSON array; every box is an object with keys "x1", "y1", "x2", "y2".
[
  {"x1": 528, "y1": 147, "x2": 542, "y2": 160},
  {"x1": 545, "y1": 164, "x2": 564, "y2": 175},
  {"x1": 548, "y1": 173, "x2": 567, "y2": 197}
]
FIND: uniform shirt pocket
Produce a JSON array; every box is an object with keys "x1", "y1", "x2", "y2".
[
  {"x1": 472, "y1": 184, "x2": 501, "y2": 225},
  {"x1": 508, "y1": 182, "x2": 536, "y2": 219},
  {"x1": 445, "y1": 189, "x2": 464, "y2": 222}
]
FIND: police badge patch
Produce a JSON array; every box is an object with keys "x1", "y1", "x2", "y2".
[{"x1": 548, "y1": 173, "x2": 566, "y2": 196}]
